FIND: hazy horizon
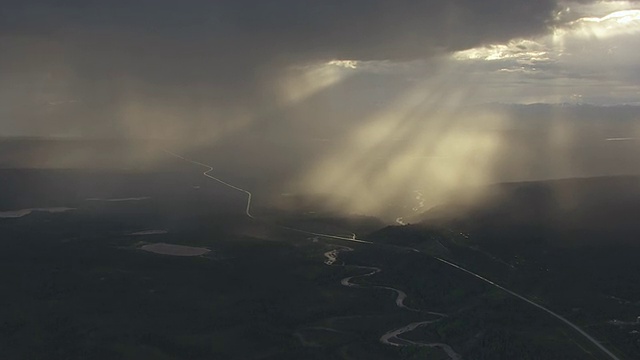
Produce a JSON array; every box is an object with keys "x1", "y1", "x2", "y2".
[{"x1": 2, "y1": 0, "x2": 640, "y2": 219}]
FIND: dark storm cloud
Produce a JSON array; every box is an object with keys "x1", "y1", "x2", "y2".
[
  {"x1": 1, "y1": 1, "x2": 560, "y2": 68},
  {"x1": 0, "y1": 0, "x2": 562, "y2": 136}
]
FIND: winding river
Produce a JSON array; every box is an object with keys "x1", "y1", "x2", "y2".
[{"x1": 322, "y1": 245, "x2": 461, "y2": 359}]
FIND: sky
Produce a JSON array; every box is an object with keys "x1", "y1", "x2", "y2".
[
  {"x1": 1, "y1": 0, "x2": 639, "y2": 138},
  {"x1": 2, "y1": 0, "x2": 640, "y2": 218}
]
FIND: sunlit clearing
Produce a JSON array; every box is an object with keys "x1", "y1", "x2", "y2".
[
  {"x1": 561, "y1": 9, "x2": 640, "y2": 38},
  {"x1": 327, "y1": 60, "x2": 359, "y2": 69},
  {"x1": 453, "y1": 39, "x2": 550, "y2": 62},
  {"x1": 558, "y1": 1, "x2": 640, "y2": 20},
  {"x1": 448, "y1": 2, "x2": 640, "y2": 105},
  {"x1": 456, "y1": 5, "x2": 640, "y2": 63}
]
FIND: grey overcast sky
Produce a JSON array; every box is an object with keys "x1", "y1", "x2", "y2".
[{"x1": 1, "y1": 0, "x2": 640, "y2": 138}]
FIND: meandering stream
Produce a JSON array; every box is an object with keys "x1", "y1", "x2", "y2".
[{"x1": 322, "y1": 246, "x2": 461, "y2": 359}]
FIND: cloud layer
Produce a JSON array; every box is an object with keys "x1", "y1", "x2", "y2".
[{"x1": 0, "y1": 1, "x2": 563, "y2": 136}]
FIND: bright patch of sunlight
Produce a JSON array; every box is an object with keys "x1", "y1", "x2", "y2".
[
  {"x1": 455, "y1": 5, "x2": 640, "y2": 63},
  {"x1": 278, "y1": 61, "x2": 355, "y2": 104},
  {"x1": 291, "y1": 77, "x2": 509, "y2": 220},
  {"x1": 561, "y1": 10, "x2": 640, "y2": 38},
  {"x1": 327, "y1": 60, "x2": 359, "y2": 69},
  {"x1": 453, "y1": 39, "x2": 550, "y2": 63}
]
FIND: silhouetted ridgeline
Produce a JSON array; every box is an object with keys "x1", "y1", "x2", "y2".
[{"x1": 374, "y1": 176, "x2": 640, "y2": 247}]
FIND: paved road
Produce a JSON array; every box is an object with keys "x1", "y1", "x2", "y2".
[{"x1": 434, "y1": 257, "x2": 622, "y2": 360}]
